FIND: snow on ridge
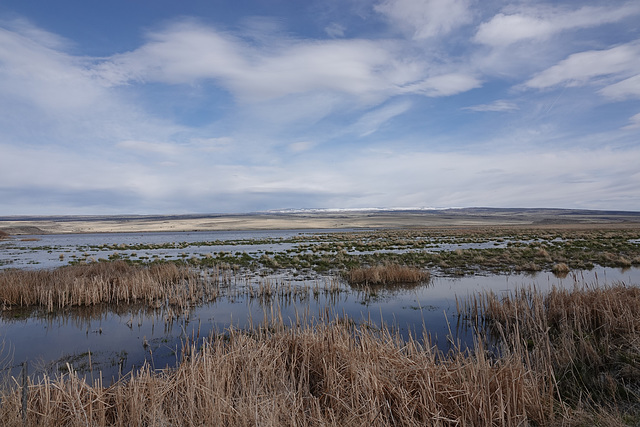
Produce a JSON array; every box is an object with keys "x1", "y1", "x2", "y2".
[{"x1": 264, "y1": 207, "x2": 459, "y2": 214}]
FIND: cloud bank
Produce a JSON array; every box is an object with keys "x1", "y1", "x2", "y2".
[{"x1": 0, "y1": 0, "x2": 639, "y2": 214}]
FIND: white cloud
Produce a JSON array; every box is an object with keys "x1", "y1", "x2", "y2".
[
  {"x1": 96, "y1": 20, "x2": 424, "y2": 103},
  {"x1": 464, "y1": 100, "x2": 518, "y2": 112},
  {"x1": 117, "y1": 140, "x2": 180, "y2": 156},
  {"x1": 375, "y1": 0, "x2": 472, "y2": 39},
  {"x1": 190, "y1": 137, "x2": 234, "y2": 152},
  {"x1": 0, "y1": 20, "x2": 188, "y2": 153},
  {"x1": 350, "y1": 101, "x2": 412, "y2": 137},
  {"x1": 475, "y1": 4, "x2": 640, "y2": 47},
  {"x1": 288, "y1": 141, "x2": 316, "y2": 153},
  {"x1": 0, "y1": 25, "x2": 105, "y2": 113},
  {"x1": 2, "y1": 10, "x2": 639, "y2": 214},
  {"x1": 1, "y1": 18, "x2": 71, "y2": 50},
  {"x1": 599, "y1": 74, "x2": 640, "y2": 100},
  {"x1": 524, "y1": 42, "x2": 640, "y2": 90},
  {"x1": 623, "y1": 112, "x2": 640, "y2": 130},
  {"x1": 325, "y1": 23, "x2": 346, "y2": 38},
  {"x1": 400, "y1": 73, "x2": 481, "y2": 97},
  {"x1": 332, "y1": 147, "x2": 640, "y2": 210},
  {"x1": 87, "y1": 19, "x2": 485, "y2": 122},
  {"x1": 3, "y1": 136, "x2": 640, "y2": 213}
]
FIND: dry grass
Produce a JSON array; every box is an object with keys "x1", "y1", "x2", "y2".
[
  {"x1": 0, "y1": 261, "x2": 230, "y2": 312},
  {"x1": 4, "y1": 283, "x2": 639, "y2": 425},
  {"x1": 346, "y1": 263, "x2": 430, "y2": 286},
  {"x1": 0, "y1": 318, "x2": 557, "y2": 426},
  {"x1": 551, "y1": 262, "x2": 570, "y2": 276},
  {"x1": 0, "y1": 230, "x2": 9, "y2": 240},
  {"x1": 479, "y1": 283, "x2": 640, "y2": 411}
]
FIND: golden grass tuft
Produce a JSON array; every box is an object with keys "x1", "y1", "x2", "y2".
[
  {"x1": 346, "y1": 263, "x2": 430, "y2": 286},
  {"x1": 551, "y1": 262, "x2": 570, "y2": 276}
]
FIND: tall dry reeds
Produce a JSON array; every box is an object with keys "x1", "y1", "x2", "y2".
[
  {"x1": 479, "y1": 283, "x2": 640, "y2": 408},
  {"x1": 346, "y1": 263, "x2": 430, "y2": 286},
  {"x1": 0, "y1": 318, "x2": 557, "y2": 426},
  {"x1": 0, "y1": 261, "x2": 230, "y2": 312}
]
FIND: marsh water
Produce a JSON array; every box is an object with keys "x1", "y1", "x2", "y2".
[{"x1": 1, "y1": 230, "x2": 639, "y2": 382}]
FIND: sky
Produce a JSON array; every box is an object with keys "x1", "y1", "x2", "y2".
[{"x1": 1, "y1": 0, "x2": 639, "y2": 215}]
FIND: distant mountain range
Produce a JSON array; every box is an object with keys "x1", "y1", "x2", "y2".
[{"x1": 2, "y1": 207, "x2": 640, "y2": 222}]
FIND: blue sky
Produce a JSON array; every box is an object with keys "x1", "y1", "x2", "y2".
[{"x1": 1, "y1": 0, "x2": 639, "y2": 215}]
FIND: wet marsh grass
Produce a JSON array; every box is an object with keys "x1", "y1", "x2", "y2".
[
  {"x1": 472, "y1": 283, "x2": 640, "y2": 421},
  {"x1": 5, "y1": 224, "x2": 640, "y2": 276},
  {"x1": 0, "y1": 261, "x2": 230, "y2": 312},
  {"x1": 2, "y1": 283, "x2": 640, "y2": 424},
  {"x1": 187, "y1": 225, "x2": 640, "y2": 275},
  {"x1": 1, "y1": 315, "x2": 558, "y2": 426},
  {"x1": 0, "y1": 261, "x2": 346, "y2": 324}
]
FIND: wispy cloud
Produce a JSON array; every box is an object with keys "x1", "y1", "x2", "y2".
[
  {"x1": 375, "y1": 0, "x2": 472, "y2": 40},
  {"x1": 325, "y1": 23, "x2": 346, "y2": 38},
  {"x1": 0, "y1": 24, "x2": 105, "y2": 113},
  {"x1": 524, "y1": 42, "x2": 640, "y2": 90},
  {"x1": 117, "y1": 140, "x2": 180, "y2": 156},
  {"x1": 599, "y1": 74, "x2": 640, "y2": 100},
  {"x1": 399, "y1": 73, "x2": 481, "y2": 97},
  {"x1": 288, "y1": 141, "x2": 316, "y2": 153},
  {"x1": 463, "y1": 100, "x2": 518, "y2": 112},
  {"x1": 624, "y1": 112, "x2": 640, "y2": 130},
  {"x1": 521, "y1": 41, "x2": 640, "y2": 110},
  {"x1": 350, "y1": 101, "x2": 412, "y2": 137},
  {"x1": 96, "y1": 20, "x2": 434, "y2": 104},
  {"x1": 474, "y1": 3, "x2": 640, "y2": 47}
]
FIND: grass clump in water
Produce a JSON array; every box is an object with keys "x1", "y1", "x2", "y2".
[
  {"x1": 0, "y1": 261, "x2": 229, "y2": 312},
  {"x1": 346, "y1": 263, "x2": 430, "y2": 286},
  {"x1": 551, "y1": 262, "x2": 570, "y2": 277}
]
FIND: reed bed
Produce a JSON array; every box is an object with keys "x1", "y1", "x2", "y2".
[
  {"x1": 478, "y1": 283, "x2": 640, "y2": 413},
  {"x1": 346, "y1": 263, "x2": 430, "y2": 286},
  {"x1": 0, "y1": 261, "x2": 231, "y2": 312},
  {"x1": 0, "y1": 318, "x2": 557, "y2": 426}
]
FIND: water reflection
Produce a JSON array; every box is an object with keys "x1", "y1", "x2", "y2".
[{"x1": 2, "y1": 266, "x2": 638, "y2": 383}]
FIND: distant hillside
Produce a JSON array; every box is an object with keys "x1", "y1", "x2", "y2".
[{"x1": 1, "y1": 208, "x2": 639, "y2": 235}]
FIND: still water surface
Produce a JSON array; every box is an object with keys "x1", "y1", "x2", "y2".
[{"x1": 1, "y1": 230, "x2": 639, "y2": 382}]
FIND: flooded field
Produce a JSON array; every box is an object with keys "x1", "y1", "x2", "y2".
[
  {"x1": 2, "y1": 224, "x2": 640, "y2": 425},
  {"x1": 1, "y1": 267, "x2": 638, "y2": 382},
  {"x1": 1, "y1": 227, "x2": 639, "y2": 383}
]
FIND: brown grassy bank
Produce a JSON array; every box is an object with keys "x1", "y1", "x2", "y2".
[
  {"x1": 0, "y1": 261, "x2": 230, "y2": 312},
  {"x1": 1, "y1": 318, "x2": 557, "y2": 426}
]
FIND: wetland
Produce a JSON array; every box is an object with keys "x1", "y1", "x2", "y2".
[{"x1": 1, "y1": 210, "x2": 640, "y2": 425}]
